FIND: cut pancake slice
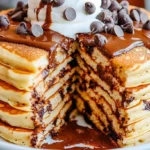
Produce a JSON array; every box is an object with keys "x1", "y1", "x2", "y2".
[
  {"x1": 0, "y1": 41, "x2": 75, "y2": 72},
  {"x1": 76, "y1": 55, "x2": 122, "y2": 106},
  {"x1": 78, "y1": 46, "x2": 123, "y2": 92},
  {"x1": 0, "y1": 9, "x2": 76, "y2": 148},
  {"x1": 0, "y1": 100, "x2": 72, "y2": 147},
  {"x1": 76, "y1": 68, "x2": 116, "y2": 113},
  {"x1": 0, "y1": 59, "x2": 74, "y2": 111},
  {"x1": 0, "y1": 56, "x2": 73, "y2": 90},
  {"x1": 0, "y1": 76, "x2": 74, "y2": 129},
  {"x1": 76, "y1": 84, "x2": 125, "y2": 142},
  {"x1": 75, "y1": 93, "x2": 150, "y2": 147},
  {"x1": 0, "y1": 90, "x2": 71, "y2": 129},
  {"x1": 78, "y1": 34, "x2": 150, "y2": 88},
  {"x1": 75, "y1": 94, "x2": 121, "y2": 147},
  {"x1": 76, "y1": 32, "x2": 150, "y2": 148}
]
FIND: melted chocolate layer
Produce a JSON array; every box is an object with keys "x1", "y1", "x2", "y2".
[
  {"x1": 79, "y1": 28, "x2": 150, "y2": 57},
  {"x1": 42, "y1": 121, "x2": 117, "y2": 149},
  {"x1": 103, "y1": 30, "x2": 145, "y2": 57},
  {"x1": 0, "y1": 19, "x2": 72, "y2": 51}
]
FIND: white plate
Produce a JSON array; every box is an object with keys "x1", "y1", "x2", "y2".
[{"x1": 0, "y1": 115, "x2": 150, "y2": 150}]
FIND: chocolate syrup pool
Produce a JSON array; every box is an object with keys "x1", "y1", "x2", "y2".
[{"x1": 42, "y1": 117, "x2": 117, "y2": 150}]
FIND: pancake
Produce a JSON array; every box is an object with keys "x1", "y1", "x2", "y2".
[
  {"x1": 0, "y1": 53, "x2": 73, "y2": 90},
  {"x1": 0, "y1": 83, "x2": 72, "y2": 129},
  {"x1": 0, "y1": 9, "x2": 76, "y2": 148},
  {"x1": 0, "y1": 58, "x2": 74, "y2": 111},
  {"x1": 75, "y1": 28, "x2": 150, "y2": 147},
  {"x1": 0, "y1": 42, "x2": 48, "y2": 72},
  {"x1": 1, "y1": 1, "x2": 150, "y2": 148},
  {"x1": 0, "y1": 100, "x2": 72, "y2": 147}
]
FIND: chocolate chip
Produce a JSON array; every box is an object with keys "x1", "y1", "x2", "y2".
[
  {"x1": 118, "y1": 8, "x2": 128, "y2": 18},
  {"x1": 112, "y1": 11, "x2": 118, "y2": 24},
  {"x1": 8, "y1": 1, "x2": 25, "y2": 16},
  {"x1": 24, "y1": 4, "x2": 28, "y2": 9},
  {"x1": 11, "y1": 11, "x2": 25, "y2": 21},
  {"x1": 143, "y1": 100, "x2": 150, "y2": 111},
  {"x1": 23, "y1": 9, "x2": 28, "y2": 18},
  {"x1": 130, "y1": 10, "x2": 140, "y2": 22},
  {"x1": 143, "y1": 20, "x2": 150, "y2": 30},
  {"x1": 63, "y1": 7, "x2": 76, "y2": 21},
  {"x1": 42, "y1": 0, "x2": 52, "y2": 3},
  {"x1": 101, "y1": 0, "x2": 111, "y2": 9},
  {"x1": 97, "y1": 11, "x2": 114, "y2": 25},
  {"x1": 90, "y1": 21, "x2": 104, "y2": 33},
  {"x1": 94, "y1": 34, "x2": 108, "y2": 46},
  {"x1": 16, "y1": 1, "x2": 25, "y2": 9},
  {"x1": 111, "y1": 25, "x2": 124, "y2": 37},
  {"x1": 31, "y1": 24, "x2": 44, "y2": 37},
  {"x1": 109, "y1": 0, "x2": 122, "y2": 12},
  {"x1": 85, "y1": 2, "x2": 96, "y2": 15},
  {"x1": 16, "y1": 22, "x2": 29, "y2": 35},
  {"x1": 119, "y1": 14, "x2": 133, "y2": 25},
  {"x1": 0, "y1": 15, "x2": 10, "y2": 28},
  {"x1": 140, "y1": 12, "x2": 148, "y2": 24},
  {"x1": 131, "y1": 9, "x2": 148, "y2": 24},
  {"x1": 130, "y1": 8, "x2": 141, "y2": 15},
  {"x1": 53, "y1": 0, "x2": 65, "y2": 7},
  {"x1": 103, "y1": 16, "x2": 114, "y2": 25},
  {"x1": 104, "y1": 23, "x2": 114, "y2": 33},
  {"x1": 97, "y1": 10, "x2": 112, "y2": 22},
  {"x1": 120, "y1": 0, "x2": 129, "y2": 10},
  {"x1": 121, "y1": 22, "x2": 134, "y2": 34}
]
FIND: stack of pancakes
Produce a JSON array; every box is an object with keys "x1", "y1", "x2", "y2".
[
  {"x1": 0, "y1": 41, "x2": 76, "y2": 147},
  {"x1": 75, "y1": 33, "x2": 150, "y2": 147}
]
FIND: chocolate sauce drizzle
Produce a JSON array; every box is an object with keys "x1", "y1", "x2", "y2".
[
  {"x1": 36, "y1": 1, "x2": 45, "y2": 21},
  {"x1": 42, "y1": 3, "x2": 52, "y2": 29},
  {"x1": 42, "y1": 121, "x2": 117, "y2": 149},
  {"x1": 36, "y1": 0, "x2": 53, "y2": 29}
]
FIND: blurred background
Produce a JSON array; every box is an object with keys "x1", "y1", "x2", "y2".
[{"x1": 0, "y1": 0, "x2": 150, "y2": 11}]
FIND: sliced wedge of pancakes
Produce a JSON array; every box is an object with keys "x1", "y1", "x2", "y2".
[
  {"x1": 75, "y1": 33, "x2": 150, "y2": 147},
  {"x1": 0, "y1": 10, "x2": 77, "y2": 147}
]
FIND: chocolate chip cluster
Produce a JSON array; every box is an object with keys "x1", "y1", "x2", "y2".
[
  {"x1": 91, "y1": 0, "x2": 150, "y2": 37},
  {"x1": 0, "y1": 0, "x2": 150, "y2": 42},
  {"x1": 8, "y1": 1, "x2": 28, "y2": 22},
  {"x1": 0, "y1": 1, "x2": 28, "y2": 29}
]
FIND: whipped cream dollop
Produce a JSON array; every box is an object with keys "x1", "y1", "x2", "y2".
[{"x1": 27, "y1": 0, "x2": 102, "y2": 38}]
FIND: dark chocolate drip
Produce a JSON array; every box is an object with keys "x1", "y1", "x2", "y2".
[
  {"x1": 36, "y1": 1, "x2": 53, "y2": 29},
  {"x1": 42, "y1": 3, "x2": 52, "y2": 29},
  {"x1": 42, "y1": 121, "x2": 117, "y2": 149},
  {"x1": 36, "y1": 1, "x2": 45, "y2": 21}
]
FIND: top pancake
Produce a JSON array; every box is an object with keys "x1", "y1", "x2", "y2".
[
  {"x1": 0, "y1": 10, "x2": 73, "y2": 72},
  {"x1": 0, "y1": 42, "x2": 49, "y2": 72},
  {"x1": 0, "y1": 10, "x2": 49, "y2": 72}
]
